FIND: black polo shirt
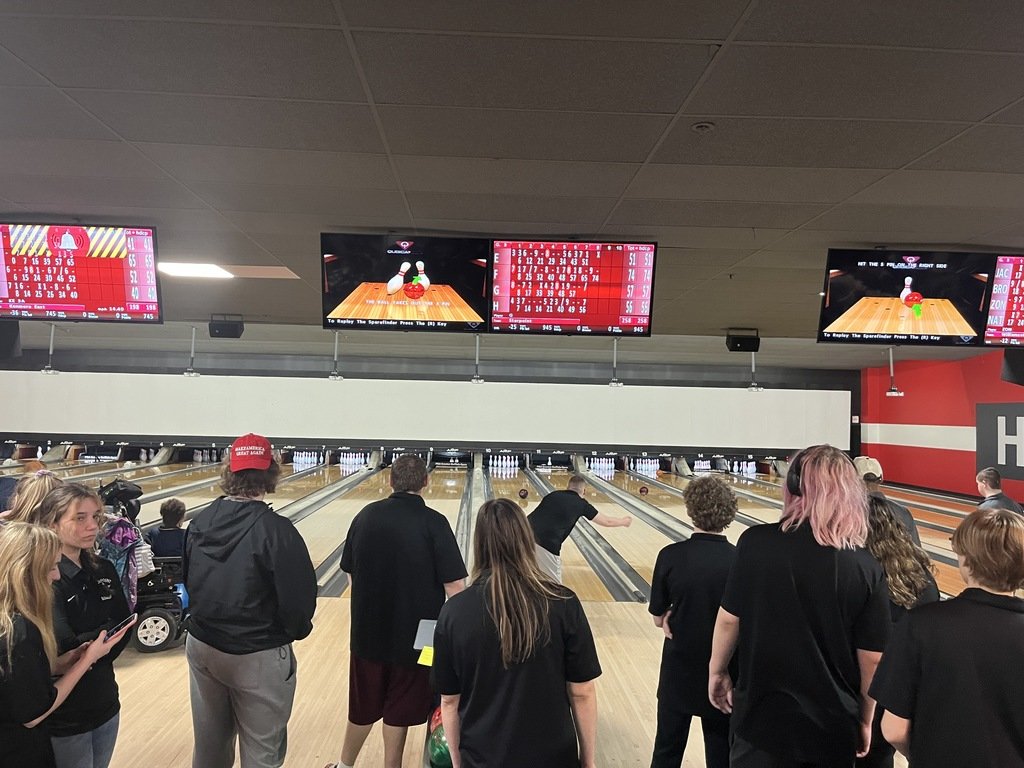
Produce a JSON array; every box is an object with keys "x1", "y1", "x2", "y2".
[
  {"x1": 0, "y1": 615, "x2": 57, "y2": 767},
  {"x1": 978, "y1": 492, "x2": 1024, "y2": 514},
  {"x1": 649, "y1": 533, "x2": 736, "y2": 716},
  {"x1": 433, "y1": 577, "x2": 602, "y2": 768},
  {"x1": 870, "y1": 588, "x2": 1024, "y2": 768},
  {"x1": 341, "y1": 491, "x2": 467, "y2": 666},
  {"x1": 528, "y1": 490, "x2": 598, "y2": 556},
  {"x1": 721, "y1": 522, "x2": 890, "y2": 764}
]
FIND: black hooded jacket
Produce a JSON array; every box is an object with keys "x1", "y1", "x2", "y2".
[{"x1": 183, "y1": 497, "x2": 317, "y2": 654}]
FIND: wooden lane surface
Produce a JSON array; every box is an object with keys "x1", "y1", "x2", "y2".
[
  {"x1": 424, "y1": 467, "x2": 468, "y2": 533},
  {"x1": 824, "y1": 296, "x2": 975, "y2": 336},
  {"x1": 109, "y1": 597, "x2": 908, "y2": 768},
  {"x1": 327, "y1": 282, "x2": 484, "y2": 323},
  {"x1": 489, "y1": 471, "x2": 614, "y2": 602},
  {"x1": 547, "y1": 473, "x2": 674, "y2": 585},
  {"x1": 883, "y1": 488, "x2": 975, "y2": 516},
  {"x1": 65, "y1": 462, "x2": 199, "y2": 485}
]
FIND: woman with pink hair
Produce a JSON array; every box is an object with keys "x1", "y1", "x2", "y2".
[{"x1": 708, "y1": 444, "x2": 891, "y2": 768}]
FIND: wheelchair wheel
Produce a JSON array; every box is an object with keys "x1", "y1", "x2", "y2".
[{"x1": 132, "y1": 608, "x2": 178, "y2": 653}]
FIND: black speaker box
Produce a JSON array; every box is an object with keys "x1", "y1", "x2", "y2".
[
  {"x1": 1002, "y1": 348, "x2": 1024, "y2": 387},
  {"x1": 209, "y1": 320, "x2": 244, "y2": 339},
  {"x1": 726, "y1": 334, "x2": 760, "y2": 353},
  {"x1": 0, "y1": 320, "x2": 21, "y2": 359}
]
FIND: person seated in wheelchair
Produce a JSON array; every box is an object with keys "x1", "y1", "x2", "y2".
[{"x1": 145, "y1": 498, "x2": 186, "y2": 558}]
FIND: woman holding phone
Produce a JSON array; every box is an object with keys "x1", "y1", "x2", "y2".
[
  {"x1": 28, "y1": 483, "x2": 133, "y2": 768},
  {"x1": 0, "y1": 523, "x2": 134, "y2": 768}
]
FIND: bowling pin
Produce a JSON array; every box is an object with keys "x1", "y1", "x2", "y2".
[
  {"x1": 387, "y1": 261, "x2": 412, "y2": 295},
  {"x1": 899, "y1": 276, "x2": 913, "y2": 303},
  {"x1": 415, "y1": 261, "x2": 430, "y2": 290}
]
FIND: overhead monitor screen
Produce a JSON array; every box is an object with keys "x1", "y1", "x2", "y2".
[
  {"x1": 490, "y1": 240, "x2": 656, "y2": 335},
  {"x1": 817, "y1": 249, "x2": 993, "y2": 346},
  {"x1": 0, "y1": 224, "x2": 161, "y2": 323},
  {"x1": 321, "y1": 234, "x2": 491, "y2": 332},
  {"x1": 983, "y1": 255, "x2": 1024, "y2": 346}
]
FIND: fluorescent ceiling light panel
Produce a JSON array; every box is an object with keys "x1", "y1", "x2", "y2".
[{"x1": 158, "y1": 262, "x2": 233, "y2": 279}]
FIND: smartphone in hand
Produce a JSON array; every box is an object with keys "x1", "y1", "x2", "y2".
[{"x1": 104, "y1": 613, "x2": 138, "y2": 643}]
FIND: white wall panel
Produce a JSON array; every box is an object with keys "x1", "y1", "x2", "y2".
[{"x1": 0, "y1": 371, "x2": 850, "y2": 449}]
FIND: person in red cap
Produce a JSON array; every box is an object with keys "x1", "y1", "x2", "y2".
[{"x1": 183, "y1": 433, "x2": 317, "y2": 768}]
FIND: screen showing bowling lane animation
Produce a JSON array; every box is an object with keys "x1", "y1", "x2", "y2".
[
  {"x1": 490, "y1": 240, "x2": 656, "y2": 336},
  {"x1": 817, "y1": 249, "x2": 995, "y2": 346},
  {"x1": 321, "y1": 234, "x2": 491, "y2": 331},
  {"x1": 0, "y1": 223, "x2": 161, "y2": 323}
]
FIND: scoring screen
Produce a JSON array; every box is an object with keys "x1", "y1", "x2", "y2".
[
  {"x1": 0, "y1": 224, "x2": 161, "y2": 323},
  {"x1": 490, "y1": 240, "x2": 655, "y2": 335},
  {"x1": 984, "y1": 255, "x2": 1024, "y2": 345}
]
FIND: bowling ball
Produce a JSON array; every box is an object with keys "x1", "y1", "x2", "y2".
[
  {"x1": 404, "y1": 282, "x2": 425, "y2": 300},
  {"x1": 428, "y1": 723, "x2": 452, "y2": 768},
  {"x1": 429, "y1": 705, "x2": 443, "y2": 733},
  {"x1": 639, "y1": 486, "x2": 649, "y2": 496},
  {"x1": 903, "y1": 291, "x2": 923, "y2": 308},
  {"x1": 518, "y1": 488, "x2": 529, "y2": 499}
]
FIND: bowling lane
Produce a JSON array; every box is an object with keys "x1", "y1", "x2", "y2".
[
  {"x1": 68, "y1": 462, "x2": 203, "y2": 484},
  {"x1": 489, "y1": 471, "x2": 614, "y2": 602},
  {"x1": 425, "y1": 467, "x2": 468, "y2": 533},
  {"x1": 294, "y1": 470, "x2": 393, "y2": 567},
  {"x1": 547, "y1": 472, "x2": 673, "y2": 585}
]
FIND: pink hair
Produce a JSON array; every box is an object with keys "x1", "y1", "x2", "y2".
[{"x1": 781, "y1": 445, "x2": 868, "y2": 549}]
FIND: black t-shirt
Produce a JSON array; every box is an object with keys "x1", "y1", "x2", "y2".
[
  {"x1": 433, "y1": 577, "x2": 602, "y2": 768},
  {"x1": 649, "y1": 533, "x2": 737, "y2": 716},
  {"x1": 870, "y1": 589, "x2": 1024, "y2": 768},
  {"x1": 720, "y1": 522, "x2": 890, "y2": 763},
  {"x1": 341, "y1": 492, "x2": 467, "y2": 666},
  {"x1": 146, "y1": 526, "x2": 186, "y2": 558},
  {"x1": 528, "y1": 490, "x2": 599, "y2": 556},
  {"x1": 50, "y1": 554, "x2": 131, "y2": 736},
  {"x1": 0, "y1": 615, "x2": 57, "y2": 768},
  {"x1": 978, "y1": 492, "x2": 1024, "y2": 514}
]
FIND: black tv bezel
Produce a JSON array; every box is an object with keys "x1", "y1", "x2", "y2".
[
  {"x1": 0, "y1": 222, "x2": 163, "y2": 325},
  {"x1": 319, "y1": 232, "x2": 493, "y2": 333},
  {"x1": 488, "y1": 238, "x2": 658, "y2": 338}
]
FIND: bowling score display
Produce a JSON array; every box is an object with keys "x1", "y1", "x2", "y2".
[
  {"x1": 0, "y1": 223, "x2": 161, "y2": 323},
  {"x1": 491, "y1": 240, "x2": 656, "y2": 335},
  {"x1": 321, "y1": 234, "x2": 491, "y2": 332},
  {"x1": 817, "y1": 249, "x2": 1000, "y2": 346}
]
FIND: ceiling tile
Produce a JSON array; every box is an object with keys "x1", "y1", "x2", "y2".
[
  {"x1": 355, "y1": 32, "x2": 709, "y2": 112},
  {"x1": 847, "y1": 170, "x2": 1024, "y2": 207},
  {"x1": 767, "y1": 229, "x2": 984, "y2": 250},
  {"x1": 0, "y1": 87, "x2": 117, "y2": 140},
  {"x1": 687, "y1": 45, "x2": 1024, "y2": 120},
  {"x1": 69, "y1": 91, "x2": 384, "y2": 152},
  {"x1": 654, "y1": 116, "x2": 962, "y2": 168},
  {"x1": 0, "y1": 138, "x2": 166, "y2": 179},
  {"x1": 604, "y1": 225, "x2": 789, "y2": 249},
  {"x1": 394, "y1": 157, "x2": 637, "y2": 197},
  {"x1": 732, "y1": 250, "x2": 828, "y2": 269},
  {"x1": 160, "y1": 278, "x2": 322, "y2": 324},
  {"x1": 0, "y1": 0, "x2": 339, "y2": 23},
  {"x1": 991, "y1": 100, "x2": 1024, "y2": 125},
  {"x1": 406, "y1": 192, "x2": 616, "y2": 225},
  {"x1": 221, "y1": 210, "x2": 414, "y2": 235},
  {"x1": 341, "y1": 0, "x2": 749, "y2": 38},
  {"x1": 379, "y1": 106, "x2": 669, "y2": 161},
  {"x1": 187, "y1": 181, "x2": 410, "y2": 219},
  {"x1": 136, "y1": 144, "x2": 395, "y2": 188},
  {"x1": 153, "y1": 229, "x2": 269, "y2": 262},
  {"x1": 409, "y1": 220, "x2": 591, "y2": 237},
  {"x1": 909, "y1": 126, "x2": 1024, "y2": 173},
  {"x1": 0, "y1": 46, "x2": 46, "y2": 85},
  {"x1": 0, "y1": 174, "x2": 203, "y2": 209},
  {"x1": 626, "y1": 165, "x2": 884, "y2": 203},
  {"x1": 0, "y1": 20, "x2": 363, "y2": 100},
  {"x1": 808, "y1": 204, "x2": 1024, "y2": 235},
  {"x1": 609, "y1": 199, "x2": 826, "y2": 228},
  {"x1": 738, "y1": 0, "x2": 1024, "y2": 52}
]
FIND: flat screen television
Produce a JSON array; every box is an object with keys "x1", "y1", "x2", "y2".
[
  {"x1": 490, "y1": 240, "x2": 656, "y2": 336},
  {"x1": 983, "y1": 255, "x2": 1024, "y2": 346},
  {"x1": 321, "y1": 234, "x2": 491, "y2": 332},
  {"x1": 817, "y1": 249, "x2": 994, "y2": 346},
  {"x1": 0, "y1": 223, "x2": 161, "y2": 323}
]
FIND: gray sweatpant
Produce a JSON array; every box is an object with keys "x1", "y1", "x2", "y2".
[{"x1": 186, "y1": 634, "x2": 297, "y2": 768}]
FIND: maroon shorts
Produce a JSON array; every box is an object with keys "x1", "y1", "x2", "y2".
[{"x1": 348, "y1": 653, "x2": 434, "y2": 727}]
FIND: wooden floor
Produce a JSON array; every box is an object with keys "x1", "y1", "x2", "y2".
[
  {"x1": 824, "y1": 297, "x2": 976, "y2": 336},
  {"x1": 327, "y1": 282, "x2": 484, "y2": 323}
]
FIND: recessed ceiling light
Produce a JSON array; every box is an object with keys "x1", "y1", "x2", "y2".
[{"x1": 158, "y1": 262, "x2": 233, "y2": 279}]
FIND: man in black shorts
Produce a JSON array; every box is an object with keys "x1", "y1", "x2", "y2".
[
  {"x1": 528, "y1": 474, "x2": 631, "y2": 582},
  {"x1": 975, "y1": 467, "x2": 1023, "y2": 514},
  {"x1": 331, "y1": 454, "x2": 467, "y2": 768}
]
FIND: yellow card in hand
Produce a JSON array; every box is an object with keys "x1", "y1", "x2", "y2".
[{"x1": 417, "y1": 646, "x2": 434, "y2": 666}]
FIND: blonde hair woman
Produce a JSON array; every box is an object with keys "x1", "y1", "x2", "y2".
[
  {"x1": 1, "y1": 470, "x2": 64, "y2": 523},
  {"x1": 0, "y1": 523, "x2": 133, "y2": 768}
]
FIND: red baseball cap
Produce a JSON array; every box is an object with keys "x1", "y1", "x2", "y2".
[{"x1": 230, "y1": 433, "x2": 273, "y2": 471}]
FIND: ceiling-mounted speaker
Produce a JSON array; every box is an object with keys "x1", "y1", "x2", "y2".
[
  {"x1": 726, "y1": 328, "x2": 760, "y2": 353},
  {"x1": 209, "y1": 314, "x2": 244, "y2": 339},
  {"x1": 0, "y1": 320, "x2": 21, "y2": 360},
  {"x1": 1002, "y1": 348, "x2": 1024, "y2": 387}
]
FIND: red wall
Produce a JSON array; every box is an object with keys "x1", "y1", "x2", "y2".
[{"x1": 861, "y1": 351, "x2": 1024, "y2": 499}]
